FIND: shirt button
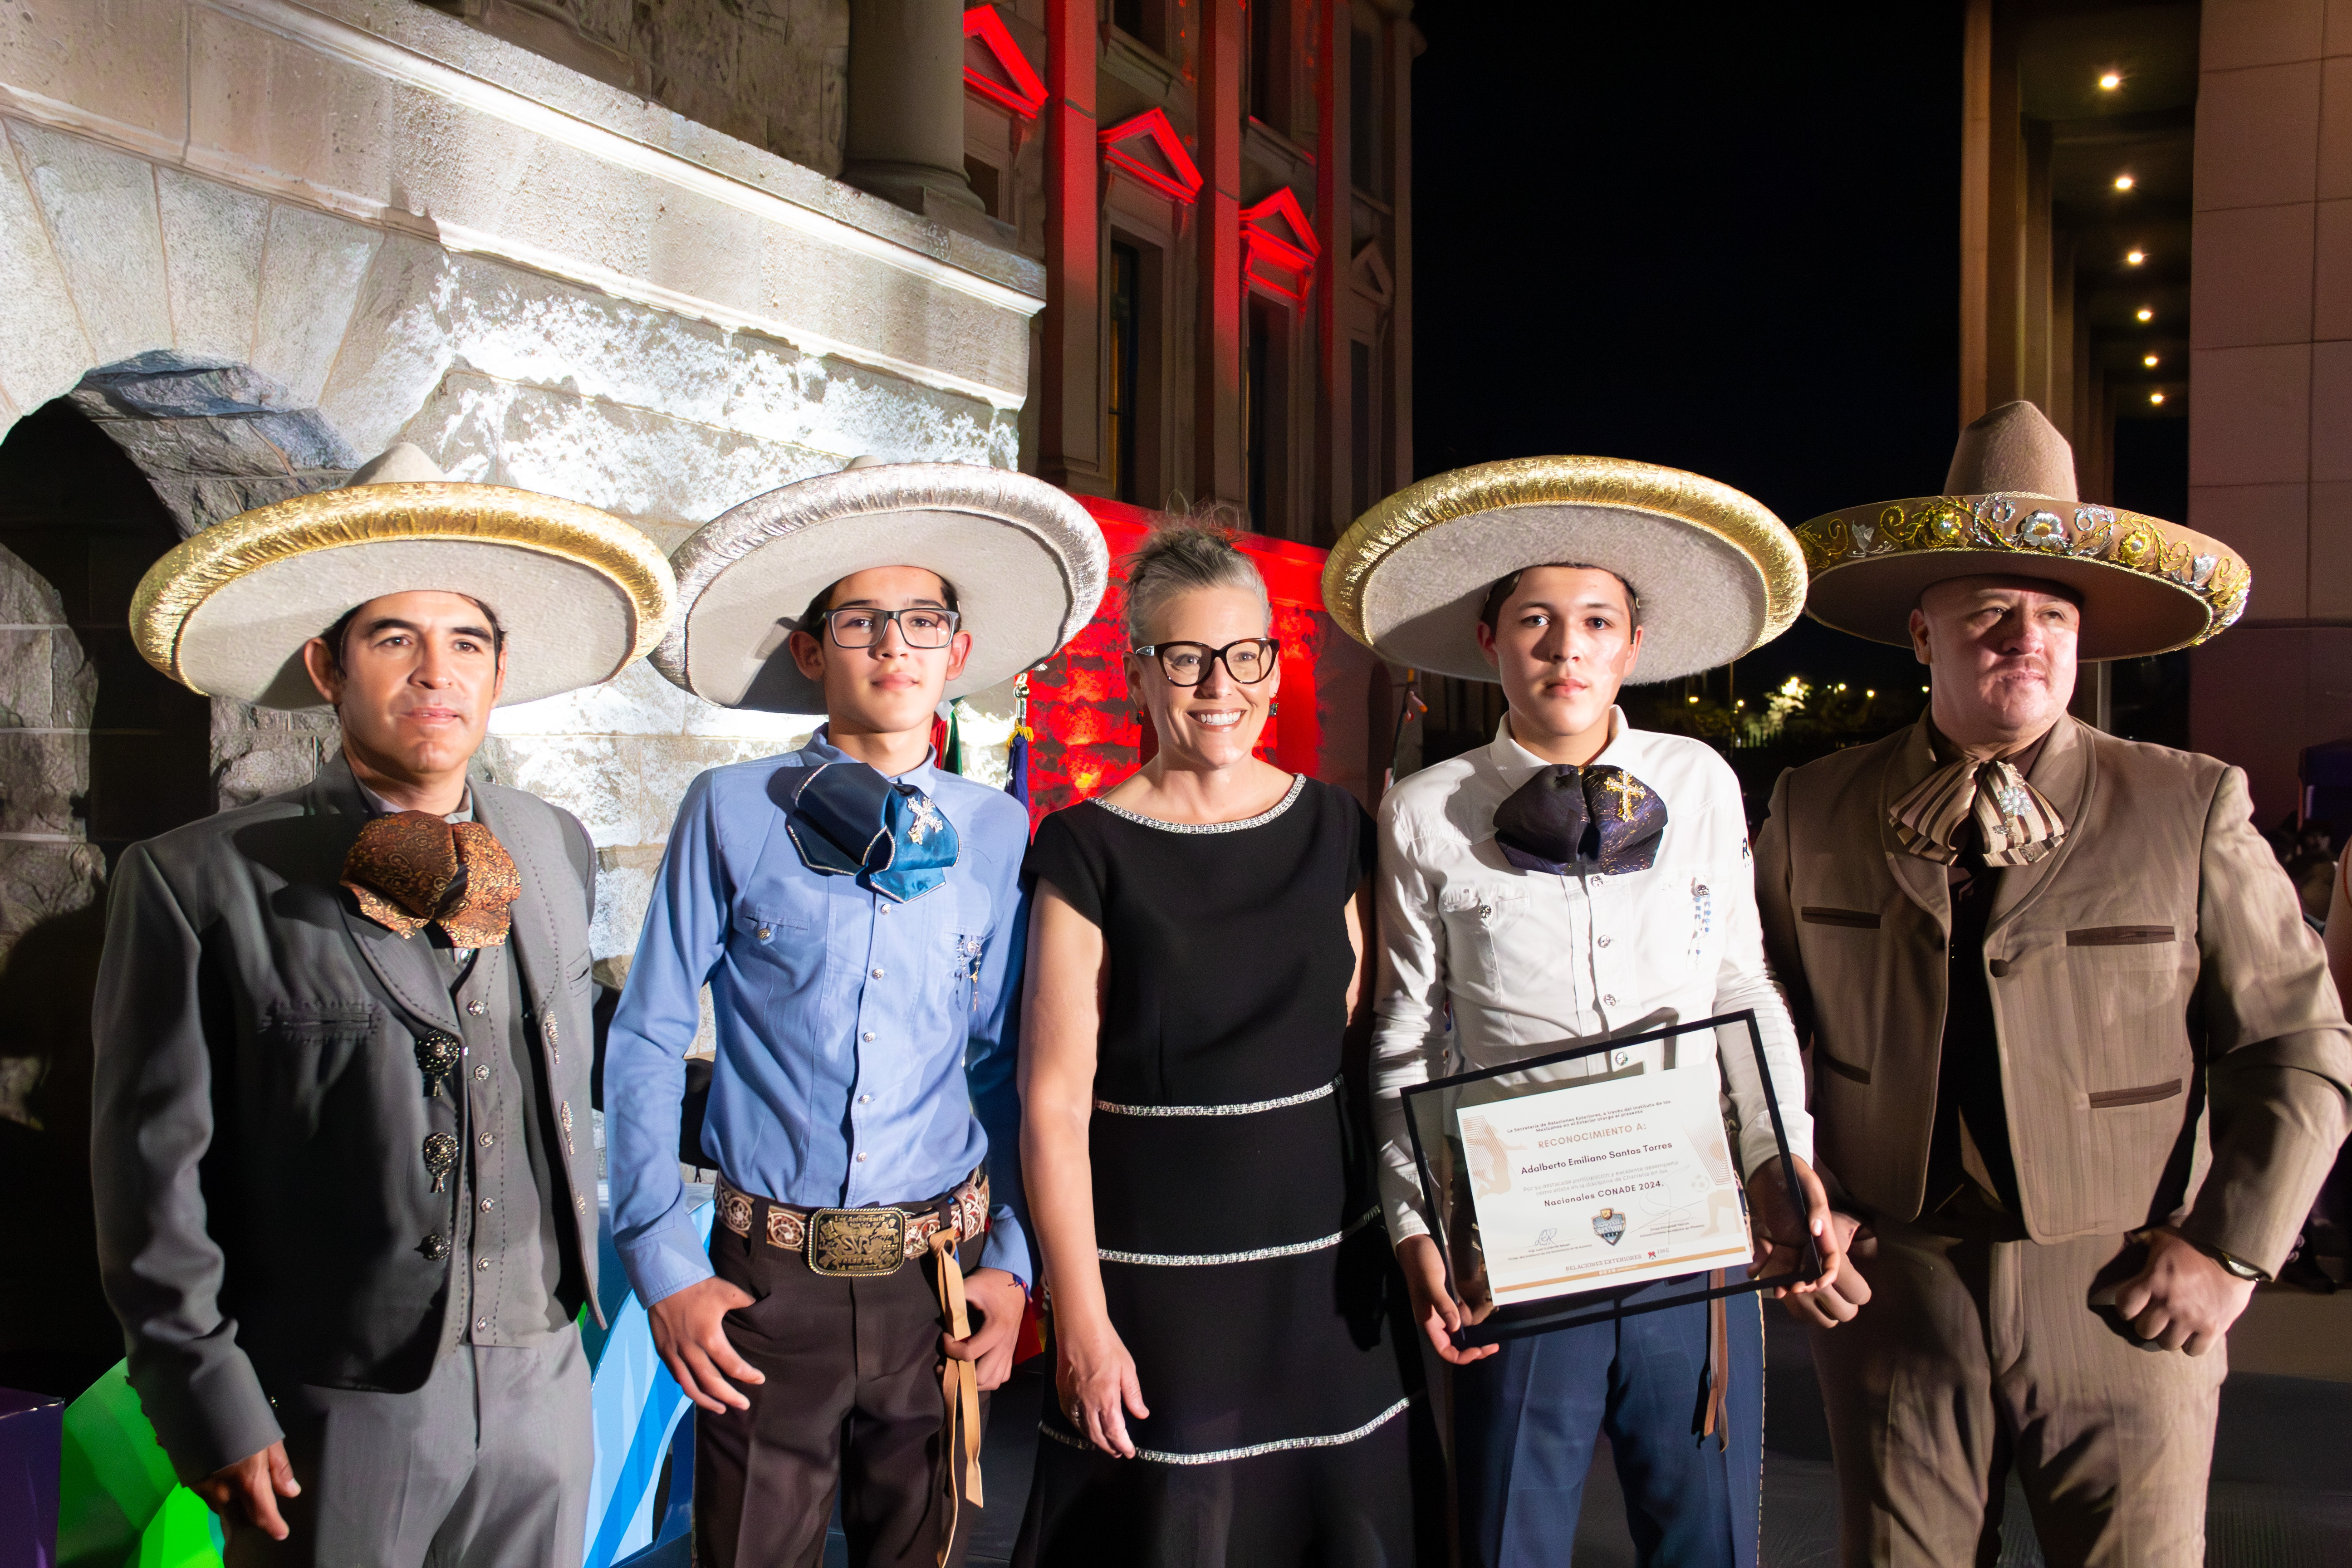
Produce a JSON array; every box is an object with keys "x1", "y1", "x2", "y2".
[
  {"x1": 480, "y1": 1198, "x2": 495, "y2": 1211},
  {"x1": 856, "y1": 1152, "x2": 869, "y2": 1162},
  {"x1": 476, "y1": 1257, "x2": 490, "y2": 1271},
  {"x1": 466, "y1": 1000, "x2": 486, "y2": 1016},
  {"x1": 474, "y1": 1065, "x2": 490, "y2": 1080},
  {"x1": 480, "y1": 1133, "x2": 494, "y2": 1147},
  {"x1": 858, "y1": 1093, "x2": 872, "y2": 1104},
  {"x1": 756, "y1": 926, "x2": 771, "y2": 940},
  {"x1": 1603, "y1": 994, "x2": 1617, "y2": 1006},
  {"x1": 1597, "y1": 936, "x2": 1612, "y2": 947},
  {"x1": 862, "y1": 1031, "x2": 876, "y2": 1042},
  {"x1": 1612, "y1": 1049, "x2": 1632, "y2": 1067},
  {"x1": 475, "y1": 1317, "x2": 489, "y2": 1333},
  {"x1": 880, "y1": 905, "x2": 891, "y2": 916},
  {"x1": 871, "y1": 967, "x2": 885, "y2": 979}
]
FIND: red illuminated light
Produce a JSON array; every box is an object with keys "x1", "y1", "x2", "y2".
[
  {"x1": 1240, "y1": 187, "x2": 1319, "y2": 307},
  {"x1": 963, "y1": 7, "x2": 1049, "y2": 118},
  {"x1": 1098, "y1": 108, "x2": 1205, "y2": 204}
]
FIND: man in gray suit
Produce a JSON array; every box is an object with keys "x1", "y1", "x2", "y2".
[{"x1": 89, "y1": 448, "x2": 676, "y2": 1563}]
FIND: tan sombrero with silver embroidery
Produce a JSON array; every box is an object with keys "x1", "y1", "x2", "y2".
[
  {"x1": 129, "y1": 444, "x2": 677, "y2": 710},
  {"x1": 1797, "y1": 400, "x2": 2249, "y2": 661},
  {"x1": 1321, "y1": 455, "x2": 1807, "y2": 683},
  {"x1": 655, "y1": 460, "x2": 1109, "y2": 712}
]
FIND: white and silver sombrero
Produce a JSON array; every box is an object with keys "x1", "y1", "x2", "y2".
[
  {"x1": 654, "y1": 461, "x2": 1109, "y2": 712},
  {"x1": 130, "y1": 445, "x2": 677, "y2": 710}
]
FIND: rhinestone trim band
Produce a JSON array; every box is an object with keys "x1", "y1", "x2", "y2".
[
  {"x1": 1094, "y1": 1075, "x2": 1338, "y2": 1118},
  {"x1": 1097, "y1": 1209, "x2": 1377, "y2": 1268},
  {"x1": 1089, "y1": 774, "x2": 1304, "y2": 834},
  {"x1": 1039, "y1": 1396, "x2": 1411, "y2": 1465}
]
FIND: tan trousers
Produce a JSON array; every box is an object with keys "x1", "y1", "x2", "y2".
[{"x1": 1809, "y1": 1216, "x2": 2225, "y2": 1568}]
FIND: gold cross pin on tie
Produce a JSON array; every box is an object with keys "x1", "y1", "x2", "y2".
[{"x1": 1598, "y1": 772, "x2": 1648, "y2": 818}]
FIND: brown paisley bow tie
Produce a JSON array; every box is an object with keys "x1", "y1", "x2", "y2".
[{"x1": 341, "y1": 811, "x2": 520, "y2": 946}]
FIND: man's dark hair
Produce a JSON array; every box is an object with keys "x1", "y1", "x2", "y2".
[
  {"x1": 1477, "y1": 563, "x2": 1642, "y2": 632},
  {"x1": 318, "y1": 594, "x2": 507, "y2": 673},
  {"x1": 795, "y1": 570, "x2": 963, "y2": 642}
]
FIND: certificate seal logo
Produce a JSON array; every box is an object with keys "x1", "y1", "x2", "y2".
[{"x1": 1593, "y1": 1208, "x2": 1627, "y2": 1246}]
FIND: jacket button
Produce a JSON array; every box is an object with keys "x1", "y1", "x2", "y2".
[
  {"x1": 1988, "y1": 959, "x2": 2011, "y2": 978},
  {"x1": 756, "y1": 926, "x2": 771, "y2": 940}
]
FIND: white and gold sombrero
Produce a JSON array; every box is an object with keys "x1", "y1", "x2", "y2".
[
  {"x1": 654, "y1": 460, "x2": 1109, "y2": 712},
  {"x1": 1797, "y1": 401, "x2": 2249, "y2": 660},
  {"x1": 130, "y1": 445, "x2": 676, "y2": 709},
  {"x1": 1321, "y1": 455, "x2": 1807, "y2": 683}
]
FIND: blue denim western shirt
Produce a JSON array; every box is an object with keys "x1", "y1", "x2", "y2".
[{"x1": 606, "y1": 729, "x2": 1032, "y2": 1305}]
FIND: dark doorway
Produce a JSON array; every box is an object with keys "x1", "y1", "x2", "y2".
[{"x1": 0, "y1": 396, "x2": 212, "y2": 1400}]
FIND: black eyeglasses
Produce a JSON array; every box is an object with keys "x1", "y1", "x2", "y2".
[
  {"x1": 1133, "y1": 638, "x2": 1281, "y2": 686},
  {"x1": 816, "y1": 606, "x2": 962, "y2": 649}
]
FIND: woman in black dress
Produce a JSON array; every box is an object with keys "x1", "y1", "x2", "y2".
[{"x1": 1015, "y1": 526, "x2": 1436, "y2": 1566}]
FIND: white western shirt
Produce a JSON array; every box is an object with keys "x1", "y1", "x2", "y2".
[{"x1": 1372, "y1": 710, "x2": 1813, "y2": 1244}]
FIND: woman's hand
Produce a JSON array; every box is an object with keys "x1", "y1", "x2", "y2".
[{"x1": 1055, "y1": 1317, "x2": 1152, "y2": 1457}]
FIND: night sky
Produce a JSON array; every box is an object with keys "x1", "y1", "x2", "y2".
[{"x1": 1411, "y1": 3, "x2": 1969, "y2": 704}]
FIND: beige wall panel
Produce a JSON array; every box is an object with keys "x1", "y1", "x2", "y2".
[
  {"x1": 2309, "y1": 481, "x2": 2352, "y2": 616},
  {"x1": 2193, "y1": 203, "x2": 2316, "y2": 347},
  {"x1": 0, "y1": 0, "x2": 188, "y2": 154},
  {"x1": 2196, "y1": 61, "x2": 2324, "y2": 211},
  {"x1": 155, "y1": 170, "x2": 268, "y2": 365},
  {"x1": 2203, "y1": 0, "x2": 2327, "y2": 71},
  {"x1": 253, "y1": 203, "x2": 382, "y2": 405},
  {"x1": 2193, "y1": 628, "x2": 2313, "y2": 822},
  {"x1": 2323, "y1": 58, "x2": 2352, "y2": 198},
  {"x1": 187, "y1": 8, "x2": 397, "y2": 201},
  {"x1": 2313, "y1": 339, "x2": 2352, "y2": 481},
  {"x1": 6, "y1": 121, "x2": 172, "y2": 366},
  {"x1": 0, "y1": 127, "x2": 93, "y2": 411},
  {"x1": 2332, "y1": 0, "x2": 2352, "y2": 54},
  {"x1": 2192, "y1": 343, "x2": 2314, "y2": 484},
  {"x1": 2319, "y1": 199, "x2": 2352, "y2": 339},
  {"x1": 2192, "y1": 480, "x2": 2313, "y2": 617}
]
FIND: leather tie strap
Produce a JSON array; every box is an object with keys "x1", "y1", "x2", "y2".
[
  {"x1": 1888, "y1": 754, "x2": 2067, "y2": 868},
  {"x1": 342, "y1": 811, "x2": 520, "y2": 946},
  {"x1": 929, "y1": 1230, "x2": 985, "y2": 1565}
]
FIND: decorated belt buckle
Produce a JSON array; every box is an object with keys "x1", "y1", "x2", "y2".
[{"x1": 807, "y1": 1208, "x2": 907, "y2": 1277}]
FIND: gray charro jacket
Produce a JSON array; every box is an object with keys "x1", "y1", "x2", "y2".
[{"x1": 90, "y1": 753, "x2": 604, "y2": 1483}]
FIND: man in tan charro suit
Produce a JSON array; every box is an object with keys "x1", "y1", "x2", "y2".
[{"x1": 1752, "y1": 401, "x2": 2352, "y2": 1567}]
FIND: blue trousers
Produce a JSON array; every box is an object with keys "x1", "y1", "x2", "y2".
[{"x1": 1455, "y1": 1278, "x2": 1762, "y2": 1568}]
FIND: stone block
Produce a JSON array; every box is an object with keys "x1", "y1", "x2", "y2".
[
  {"x1": 2192, "y1": 203, "x2": 2315, "y2": 348},
  {"x1": 2191, "y1": 343, "x2": 2313, "y2": 486},
  {"x1": 488, "y1": 659, "x2": 693, "y2": 740},
  {"x1": 7, "y1": 120, "x2": 173, "y2": 366},
  {"x1": 157, "y1": 169, "x2": 268, "y2": 365},
  {"x1": 0, "y1": 840, "x2": 103, "y2": 956},
  {"x1": 0, "y1": 543, "x2": 67, "y2": 629},
  {"x1": 2195, "y1": 60, "x2": 2324, "y2": 212},
  {"x1": 588, "y1": 842, "x2": 666, "y2": 966},
  {"x1": 188, "y1": 4, "x2": 396, "y2": 207},
  {"x1": 253, "y1": 204, "x2": 382, "y2": 406},
  {"x1": 315, "y1": 233, "x2": 463, "y2": 458},
  {"x1": 0, "y1": 0, "x2": 190, "y2": 154},
  {"x1": 0, "y1": 632, "x2": 56, "y2": 728},
  {"x1": 0, "y1": 120, "x2": 95, "y2": 414},
  {"x1": 0, "y1": 730, "x2": 88, "y2": 836},
  {"x1": 681, "y1": 701, "x2": 818, "y2": 743}
]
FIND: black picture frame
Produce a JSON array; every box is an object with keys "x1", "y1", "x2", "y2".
[{"x1": 1399, "y1": 1009, "x2": 1822, "y2": 1348}]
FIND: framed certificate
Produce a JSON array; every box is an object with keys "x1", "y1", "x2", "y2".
[{"x1": 1400, "y1": 1009, "x2": 1821, "y2": 1348}]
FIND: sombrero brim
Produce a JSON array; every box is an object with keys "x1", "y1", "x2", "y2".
[
  {"x1": 1321, "y1": 456, "x2": 1806, "y2": 684},
  {"x1": 1795, "y1": 494, "x2": 2249, "y2": 661},
  {"x1": 130, "y1": 483, "x2": 677, "y2": 709},
  {"x1": 654, "y1": 463, "x2": 1109, "y2": 712}
]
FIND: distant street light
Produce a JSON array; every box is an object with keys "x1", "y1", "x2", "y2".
[
  {"x1": 2114, "y1": 173, "x2": 2135, "y2": 191},
  {"x1": 2098, "y1": 72, "x2": 2122, "y2": 90}
]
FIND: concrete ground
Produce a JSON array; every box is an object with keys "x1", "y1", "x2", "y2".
[{"x1": 843, "y1": 1285, "x2": 2352, "y2": 1566}]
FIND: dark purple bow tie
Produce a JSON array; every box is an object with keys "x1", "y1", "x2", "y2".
[{"x1": 1492, "y1": 764, "x2": 1669, "y2": 876}]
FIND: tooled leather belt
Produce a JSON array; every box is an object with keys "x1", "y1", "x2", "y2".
[{"x1": 715, "y1": 1170, "x2": 990, "y2": 1278}]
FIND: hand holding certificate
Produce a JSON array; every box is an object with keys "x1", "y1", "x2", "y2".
[{"x1": 1402, "y1": 1010, "x2": 1822, "y2": 1347}]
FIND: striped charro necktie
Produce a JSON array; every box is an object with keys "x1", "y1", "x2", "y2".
[{"x1": 1888, "y1": 755, "x2": 2067, "y2": 868}]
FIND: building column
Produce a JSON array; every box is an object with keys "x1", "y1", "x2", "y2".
[
  {"x1": 1312, "y1": 0, "x2": 1350, "y2": 540},
  {"x1": 1039, "y1": 0, "x2": 1102, "y2": 492},
  {"x1": 842, "y1": 0, "x2": 981, "y2": 215},
  {"x1": 1382, "y1": 8, "x2": 1416, "y2": 495},
  {"x1": 1196, "y1": 0, "x2": 1247, "y2": 510}
]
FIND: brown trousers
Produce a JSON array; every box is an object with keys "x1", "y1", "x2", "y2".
[
  {"x1": 697, "y1": 1228, "x2": 983, "y2": 1568},
  {"x1": 1811, "y1": 1213, "x2": 2225, "y2": 1568}
]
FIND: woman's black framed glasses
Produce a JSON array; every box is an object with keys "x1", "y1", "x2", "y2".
[
  {"x1": 817, "y1": 606, "x2": 962, "y2": 649},
  {"x1": 1133, "y1": 638, "x2": 1281, "y2": 686}
]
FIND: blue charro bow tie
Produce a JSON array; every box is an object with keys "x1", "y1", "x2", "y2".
[
  {"x1": 1491, "y1": 764, "x2": 1669, "y2": 876},
  {"x1": 785, "y1": 760, "x2": 960, "y2": 903}
]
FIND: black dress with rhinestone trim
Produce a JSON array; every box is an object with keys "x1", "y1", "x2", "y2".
[{"x1": 1012, "y1": 776, "x2": 1439, "y2": 1568}]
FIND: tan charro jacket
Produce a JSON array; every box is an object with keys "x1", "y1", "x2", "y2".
[{"x1": 1754, "y1": 713, "x2": 2352, "y2": 1272}]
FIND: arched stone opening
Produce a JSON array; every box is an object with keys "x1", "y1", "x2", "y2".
[{"x1": 0, "y1": 352, "x2": 353, "y2": 1399}]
